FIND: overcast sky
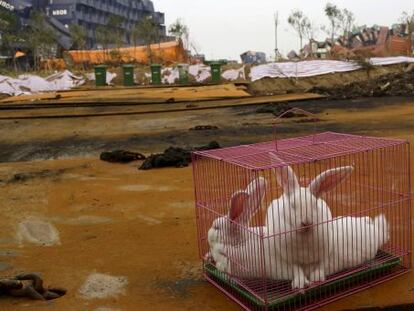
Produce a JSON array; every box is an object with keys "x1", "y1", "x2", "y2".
[{"x1": 154, "y1": 0, "x2": 413, "y2": 61}]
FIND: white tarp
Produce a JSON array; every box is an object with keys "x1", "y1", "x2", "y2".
[
  {"x1": 0, "y1": 70, "x2": 86, "y2": 96},
  {"x1": 250, "y1": 57, "x2": 414, "y2": 81},
  {"x1": 189, "y1": 64, "x2": 211, "y2": 82},
  {"x1": 370, "y1": 56, "x2": 414, "y2": 66},
  {"x1": 46, "y1": 70, "x2": 85, "y2": 90},
  {"x1": 156, "y1": 64, "x2": 211, "y2": 84},
  {"x1": 0, "y1": 75, "x2": 18, "y2": 95},
  {"x1": 162, "y1": 67, "x2": 179, "y2": 84},
  {"x1": 222, "y1": 66, "x2": 246, "y2": 81}
]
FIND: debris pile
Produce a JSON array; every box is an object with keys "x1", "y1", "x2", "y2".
[
  {"x1": 304, "y1": 25, "x2": 412, "y2": 59},
  {"x1": 311, "y1": 68, "x2": 414, "y2": 99},
  {"x1": 0, "y1": 70, "x2": 85, "y2": 96},
  {"x1": 256, "y1": 103, "x2": 293, "y2": 116},
  {"x1": 0, "y1": 70, "x2": 85, "y2": 95},
  {"x1": 0, "y1": 273, "x2": 66, "y2": 301},
  {"x1": 100, "y1": 150, "x2": 146, "y2": 163},
  {"x1": 250, "y1": 57, "x2": 414, "y2": 81},
  {"x1": 139, "y1": 141, "x2": 220, "y2": 170}
]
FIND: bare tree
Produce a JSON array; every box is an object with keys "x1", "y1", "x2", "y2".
[
  {"x1": 401, "y1": 11, "x2": 414, "y2": 55},
  {"x1": 325, "y1": 3, "x2": 343, "y2": 42},
  {"x1": 288, "y1": 10, "x2": 311, "y2": 49},
  {"x1": 341, "y1": 8, "x2": 355, "y2": 37}
]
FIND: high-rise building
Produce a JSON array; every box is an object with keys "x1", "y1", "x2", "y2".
[
  {"x1": 42, "y1": 0, "x2": 166, "y2": 48},
  {"x1": 2, "y1": 0, "x2": 167, "y2": 49}
]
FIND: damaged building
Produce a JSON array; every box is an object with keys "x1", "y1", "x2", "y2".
[{"x1": 302, "y1": 24, "x2": 413, "y2": 59}]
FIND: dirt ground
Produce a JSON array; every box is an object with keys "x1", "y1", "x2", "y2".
[
  {"x1": 248, "y1": 64, "x2": 411, "y2": 95},
  {"x1": 0, "y1": 96, "x2": 414, "y2": 310},
  {"x1": 0, "y1": 96, "x2": 413, "y2": 162}
]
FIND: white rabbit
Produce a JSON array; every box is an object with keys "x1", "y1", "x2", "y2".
[
  {"x1": 210, "y1": 203, "x2": 390, "y2": 289},
  {"x1": 209, "y1": 155, "x2": 355, "y2": 290},
  {"x1": 325, "y1": 214, "x2": 390, "y2": 275},
  {"x1": 208, "y1": 177, "x2": 296, "y2": 282},
  {"x1": 207, "y1": 177, "x2": 267, "y2": 272},
  {"x1": 267, "y1": 155, "x2": 354, "y2": 289}
]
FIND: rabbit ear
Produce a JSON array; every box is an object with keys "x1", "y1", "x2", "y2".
[
  {"x1": 229, "y1": 177, "x2": 267, "y2": 222},
  {"x1": 269, "y1": 152, "x2": 299, "y2": 195},
  {"x1": 309, "y1": 166, "x2": 354, "y2": 197},
  {"x1": 229, "y1": 192, "x2": 250, "y2": 221}
]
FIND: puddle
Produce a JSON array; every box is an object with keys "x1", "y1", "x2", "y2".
[
  {"x1": 156, "y1": 278, "x2": 205, "y2": 298},
  {"x1": 79, "y1": 273, "x2": 128, "y2": 300},
  {"x1": 0, "y1": 262, "x2": 12, "y2": 271},
  {"x1": 16, "y1": 219, "x2": 60, "y2": 246}
]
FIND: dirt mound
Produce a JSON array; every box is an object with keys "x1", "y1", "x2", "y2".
[
  {"x1": 248, "y1": 64, "x2": 407, "y2": 96},
  {"x1": 139, "y1": 141, "x2": 220, "y2": 170},
  {"x1": 311, "y1": 70, "x2": 414, "y2": 99},
  {"x1": 100, "y1": 150, "x2": 146, "y2": 163}
]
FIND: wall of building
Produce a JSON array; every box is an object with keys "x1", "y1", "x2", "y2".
[
  {"x1": 42, "y1": 0, "x2": 166, "y2": 48},
  {"x1": 3, "y1": 0, "x2": 167, "y2": 49}
]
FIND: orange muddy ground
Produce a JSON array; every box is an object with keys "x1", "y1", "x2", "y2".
[{"x1": 0, "y1": 97, "x2": 414, "y2": 310}]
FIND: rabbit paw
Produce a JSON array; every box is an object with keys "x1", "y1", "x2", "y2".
[
  {"x1": 291, "y1": 275, "x2": 310, "y2": 290},
  {"x1": 212, "y1": 243, "x2": 232, "y2": 274},
  {"x1": 309, "y1": 267, "x2": 326, "y2": 283}
]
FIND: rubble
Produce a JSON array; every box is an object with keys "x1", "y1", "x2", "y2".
[
  {"x1": 0, "y1": 70, "x2": 85, "y2": 96},
  {"x1": 311, "y1": 70, "x2": 414, "y2": 99},
  {"x1": 309, "y1": 24, "x2": 413, "y2": 58},
  {"x1": 100, "y1": 150, "x2": 146, "y2": 163},
  {"x1": 250, "y1": 57, "x2": 414, "y2": 81},
  {"x1": 256, "y1": 103, "x2": 294, "y2": 116},
  {"x1": 0, "y1": 273, "x2": 66, "y2": 301},
  {"x1": 139, "y1": 141, "x2": 220, "y2": 170},
  {"x1": 240, "y1": 51, "x2": 266, "y2": 65}
]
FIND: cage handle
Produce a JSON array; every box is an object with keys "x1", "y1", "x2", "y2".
[{"x1": 273, "y1": 107, "x2": 319, "y2": 151}]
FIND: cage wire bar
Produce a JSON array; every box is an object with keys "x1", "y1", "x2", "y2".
[{"x1": 192, "y1": 131, "x2": 411, "y2": 311}]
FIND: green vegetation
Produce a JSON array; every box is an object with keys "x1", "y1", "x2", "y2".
[
  {"x1": 132, "y1": 17, "x2": 160, "y2": 63},
  {"x1": 168, "y1": 19, "x2": 189, "y2": 49},
  {"x1": 69, "y1": 24, "x2": 87, "y2": 50}
]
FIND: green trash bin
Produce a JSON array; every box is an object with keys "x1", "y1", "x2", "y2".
[
  {"x1": 178, "y1": 64, "x2": 189, "y2": 85},
  {"x1": 95, "y1": 65, "x2": 107, "y2": 87},
  {"x1": 150, "y1": 64, "x2": 162, "y2": 85},
  {"x1": 210, "y1": 62, "x2": 222, "y2": 84},
  {"x1": 122, "y1": 64, "x2": 135, "y2": 86}
]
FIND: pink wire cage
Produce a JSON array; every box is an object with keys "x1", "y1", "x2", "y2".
[{"x1": 192, "y1": 130, "x2": 412, "y2": 311}]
